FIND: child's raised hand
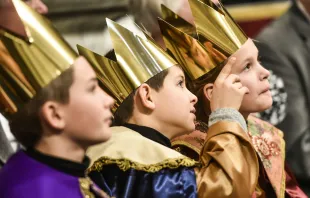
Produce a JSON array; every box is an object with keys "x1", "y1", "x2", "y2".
[{"x1": 210, "y1": 57, "x2": 249, "y2": 112}]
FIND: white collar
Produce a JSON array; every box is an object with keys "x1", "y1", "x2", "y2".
[
  {"x1": 0, "y1": 114, "x2": 17, "y2": 150},
  {"x1": 0, "y1": 114, "x2": 13, "y2": 141}
]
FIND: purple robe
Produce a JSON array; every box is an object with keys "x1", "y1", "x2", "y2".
[{"x1": 0, "y1": 150, "x2": 89, "y2": 198}]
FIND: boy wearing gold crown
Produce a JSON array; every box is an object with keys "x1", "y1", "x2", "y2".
[
  {"x1": 0, "y1": 0, "x2": 114, "y2": 197},
  {"x1": 159, "y1": 0, "x2": 307, "y2": 197},
  {"x1": 83, "y1": 17, "x2": 259, "y2": 197}
]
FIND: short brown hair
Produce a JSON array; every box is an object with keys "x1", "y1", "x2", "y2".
[
  {"x1": 113, "y1": 68, "x2": 170, "y2": 126},
  {"x1": 187, "y1": 63, "x2": 225, "y2": 122},
  {"x1": 9, "y1": 67, "x2": 74, "y2": 148}
]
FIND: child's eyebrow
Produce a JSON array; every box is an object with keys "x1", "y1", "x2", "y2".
[
  {"x1": 176, "y1": 74, "x2": 185, "y2": 80},
  {"x1": 88, "y1": 77, "x2": 98, "y2": 83}
]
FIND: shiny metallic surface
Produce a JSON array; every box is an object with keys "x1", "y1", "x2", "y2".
[
  {"x1": 158, "y1": 0, "x2": 247, "y2": 80},
  {"x1": 77, "y1": 45, "x2": 131, "y2": 112},
  {"x1": 159, "y1": 18, "x2": 224, "y2": 80},
  {"x1": 160, "y1": 4, "x2": 197, "y2": 38},
  {"x1": 0, "y1": 0, "x2": 77, "y2": 117},
  {"x1": 107, "y1": 19, "x2": 177, "y2": 90},
  {"x1": 159, "y1": 5, "x2": 227, "y2": 80},
  {"x1": 78, "y1": 19, "x2": 177, "y2": 112},
  {"x1": 188, "y1": 0, "x2": 247, "y2": 56}
]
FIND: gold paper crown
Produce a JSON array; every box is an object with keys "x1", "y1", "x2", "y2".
[
  {"x1": 0, "y1": 0, "x2": 78, "y2": 118},
  {"x1": 188, "y1": 0, "x2": 247, "y2": 55},
  {"x1": 159, "y1": 4, "x2": 226, "y2": 80},
  {"x1": 160, "y1": 4, "x2": 197, "y2": 38},
  {"x1": 77, "y1": 19, "x2": 177, "y2": 112},
  {"x1": 77, "y1": 45, "x2": 131, "y2": 113},
  {"x1": 158, "y1": 1, "x2": 247, "y2": 80}
]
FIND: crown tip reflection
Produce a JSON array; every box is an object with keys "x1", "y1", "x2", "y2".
[
  {"x1": 105, "y1": 18, "x2": 114, "y2": 26},
  {"x1": 106, "y1": 18, "x2": 127, "y2": 31},
  {"x1": 188, "y1": 0, "x2": 225, "y2": 15}
]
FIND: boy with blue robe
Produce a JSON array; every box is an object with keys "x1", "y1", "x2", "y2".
[{"x1": 81, "y1": 15, "x2": 259, "y2": 197}]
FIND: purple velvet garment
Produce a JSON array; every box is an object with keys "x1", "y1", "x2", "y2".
[{"x1": 0, "y1": 150, "x2": 85, "y2": 198}]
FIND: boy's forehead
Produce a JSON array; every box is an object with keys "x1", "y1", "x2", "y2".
[
  {"x1": 232, "y1": 40, "x2": 258, "y2": 64},
  {"x1": 72, "y1": 56, "x2": 96, "y2": 81},
  {"x1": 168, "y1": 65, "x2": 185, "y2": 77}
]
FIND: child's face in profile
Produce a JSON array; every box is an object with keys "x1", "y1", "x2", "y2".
[
  {"x1": 230, "y1": 39, "x2": 272, "y2": 115},
  {"x1": 151, "y1": 66, "x2": 198, "y2": 138},
  {"x1": 61, "y1": 56, "x2": 115, "y2": 147}
]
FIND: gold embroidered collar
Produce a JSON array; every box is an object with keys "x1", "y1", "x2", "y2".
[{"x1": 87, "y1": 126, "x2": 198, "y2": 173}]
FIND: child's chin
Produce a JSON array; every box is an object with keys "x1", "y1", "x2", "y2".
[
  {"x1": 258, "y1": 102, "x2": 273, "y2": 112},
  {"x1": 186, "y1": 123, "x2": 196, "y2": 134}
]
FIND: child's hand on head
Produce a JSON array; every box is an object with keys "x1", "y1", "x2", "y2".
[{"x1": 210, "y1": 57, "x2": 249, "y2": 112}]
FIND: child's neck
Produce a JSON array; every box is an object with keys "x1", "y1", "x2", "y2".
[{"x1": 34, "y1": 135, "x2": 86, "y2": 163}]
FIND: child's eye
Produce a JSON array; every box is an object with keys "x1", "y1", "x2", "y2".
[
  {"x1": 89, "y1": 86, "x2": 96, "y2": 92},
  {"x1": 177, "y1": 80, "x2": 184, "y2": 88},
  {"x1": 88, "y1": 83, "x2": 98, "y2": 92},
  {"x1": 243, "y1": 63, "x2": 251, "y2": 71}
]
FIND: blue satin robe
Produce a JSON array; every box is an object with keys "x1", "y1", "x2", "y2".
[{"x1": 89, "y1": 164, "x2": 198, "y2": 198}]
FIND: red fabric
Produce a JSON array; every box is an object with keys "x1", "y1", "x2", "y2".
[
  {"x1": 238, "y1": 19, "x2": 274, "y2": 37},
  {"x1": 285, "y1": 163, "x2": 308, "y2": 198}
]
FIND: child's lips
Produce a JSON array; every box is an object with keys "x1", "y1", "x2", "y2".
[
  {"x1": 103, "y1": 115, "x2": 113, "y2": 124},
  {"x1": 260, "y1": 86, "x2": 270, "y2": 94},
  {"x1": 190, "y1": 109, "x2": 196, "y2": 121}
]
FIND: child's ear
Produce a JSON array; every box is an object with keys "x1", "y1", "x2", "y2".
[
  {"x1": 203, "y1": 83, "x2": 214, "y2": 102},
  {"x1": 137, "y1": 83, "x2": 156, "y2": 110},
  {"x1": 40, "y1": 101, "x2": 66, "y2": 131}
]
